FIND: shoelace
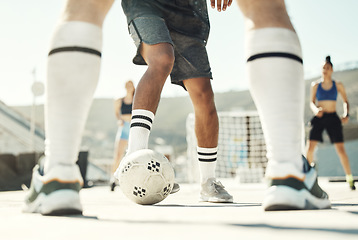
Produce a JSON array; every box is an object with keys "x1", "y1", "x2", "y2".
[{"x1": 211, "y1": 181, "x2": 225, "y2": 193}]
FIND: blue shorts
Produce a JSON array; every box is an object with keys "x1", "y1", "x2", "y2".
[{"x1": 116, "y1": 121, "x2": 130, "y2": 141}]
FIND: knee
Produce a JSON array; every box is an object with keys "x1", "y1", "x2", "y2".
[
  {"x1": 193, "y1": 90, "x2": 216, "y2": 114},
  {"x1": 191, "y1": 81, "x2": 214, "y2": 102},
  {"x1": 147, "y1": 51, "x2": 175, "y2": 76},
  {"x1": 335, "y1": 144, "x2": 346, "y2": 154},
  {"x1": 197, "y1": 89, "x2": 215, "y2": 104},
  {"x1": 239, "y1": 0, "x2": 292, "y2": 30},
  {"x1": 63, "y1": 0, "x2": 113, "y2": 25}
]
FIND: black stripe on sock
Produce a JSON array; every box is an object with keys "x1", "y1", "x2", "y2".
[
  {"x1": 48, "y1": 47, "x2": 101, "y2": 57},
  {"x1": 198, "y1": 152, "x2": 217, "y2": 156},
  {"x1": 131, "y1": 115, "x2": 153, "y2": 124},
  {"x1": 130, "y1": 122, "x2": 151, "y2": 130},
  {"x1": 199, "y1": 158, "x2": 217, "y2": 162},
  {"x1": 247, "y1": 52, "x2": 303, "y2": 64}
]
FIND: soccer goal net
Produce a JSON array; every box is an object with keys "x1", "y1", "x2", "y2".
[{"x1": 186, "y1": 111, "x2": 267, "y2": 183}]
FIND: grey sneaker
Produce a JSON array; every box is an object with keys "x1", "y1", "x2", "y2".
[
  {"x1": 200, "y1": 178, "x2": 233, "y2": 203},
  {"x1": 23, "y1": 164, "x2": 83, "y2": 215},
  {"x1": 170, "y1": 183, "x2": 180, "y2": 194}
]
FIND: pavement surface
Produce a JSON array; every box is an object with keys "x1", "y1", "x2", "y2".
[{"x1": 0, "y1": 178, "x2": 357, "y2": 240}]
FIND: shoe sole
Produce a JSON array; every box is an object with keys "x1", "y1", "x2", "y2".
[
  {"x1": 170, "y1": 184, "x2": 180, "y2": 194},
  {"x1": 199, "y1": 196, "x2": 233, "y2": 203},
  {"x1": 263, "y1": 185, "x2": 331, "y2": 211},
  {"x1": 24, "y1": 190, "x2": 82, "y2": 216}
]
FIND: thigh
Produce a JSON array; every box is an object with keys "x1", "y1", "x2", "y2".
[
  {"x1": 170, "y1": 32, "x2": 212, "y2": 89},
  {"x1": 236, "y1": 0, "x2": 293, "y2": 30},
  {"x1": 309, "y1": 116, "x2": 324, "y2": 142},
  {"x1": 63, "y1": 0, "x2": 114, "y2": 26}
]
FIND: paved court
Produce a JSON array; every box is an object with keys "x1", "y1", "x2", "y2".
[{"x1": 0, "y1": 178, "x2": 357, "y2": 240}]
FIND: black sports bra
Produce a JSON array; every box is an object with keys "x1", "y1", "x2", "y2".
[{"x1": 121, "y1": 98, "x2": 132, "y2": 115}]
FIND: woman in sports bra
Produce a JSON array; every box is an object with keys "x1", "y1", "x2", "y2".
[
  {"x1": 110, "y1": 80, "x2": 135, "y2": 191},
  {"x1": 306, "y1": 56, "x2": 355, "y2": 190}
]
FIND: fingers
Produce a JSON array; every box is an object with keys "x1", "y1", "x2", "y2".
[
  {"x1": 211, "y1": 0, "x2": 232, "y2": 12},
  {"x1": 211, "y1": 0, "x2": 216, "y2": 9},
  {"x1": 222, "y1": 0, "x2": 230, "y2": 11},
  {"x1": 228, "y1": 0, "x2": 233, "y2": 7}
]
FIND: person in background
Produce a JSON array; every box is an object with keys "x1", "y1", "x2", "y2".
[
  {"x1": 306, "y1": 56, "x2": 355, "y2": 190},
  {"x1": 110, "y1": 80, "x2": 135, "y2": 191}
]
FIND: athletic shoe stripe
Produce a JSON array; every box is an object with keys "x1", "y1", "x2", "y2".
[
  {"x1": 132, "y1": 115, "x2": 153, "y2": 123},
  {"x1": 199, "y1": 158, "x2": 217, "y2": 162},
  {"x1": 27, "y1": 181, "x2": 82, "y2": 203},
  {"x1": 270, "y1": 177, "x2": 305, "y2": 191},
  {"x1": 48, "y1": 46, "x2": 102, "y2": 57},
  {"x1": 198, "y1": 152, "x2": 217, "y2": 156},
  {"x1": 247, "y1": 52, "x2": 303, "y2": 64},
  {"x1": 130, "y1": 122, "x2": 151, "y2": 130},
  {"x1": 270, "y1": 177, "x2": 327, "y2": 199}
]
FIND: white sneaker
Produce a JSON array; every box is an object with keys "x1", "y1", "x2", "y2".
[
  {"x1": 263, "y1": 157, "x2": 331, "y2": 211},
  {"x1": 23, "y1": 164, "x2": 83, "y2": 215},
  {"x1": 200, "y1": 178, "x2": 233, "y2": 203}
]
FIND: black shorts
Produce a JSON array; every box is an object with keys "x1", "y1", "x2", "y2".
[{"x1": 309, "y1": 112, "x2": 343, "y2": 143}]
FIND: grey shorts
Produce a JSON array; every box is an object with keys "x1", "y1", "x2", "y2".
[{"x1": 123, "y1": 0, "x2": 212, "y2": 89}]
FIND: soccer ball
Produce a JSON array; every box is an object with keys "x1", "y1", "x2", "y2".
[{"x1": 117, "y1": 149, "x2": 175, "y2": 205}]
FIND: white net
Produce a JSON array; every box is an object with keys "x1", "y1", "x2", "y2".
[{"x1": 186, "y1": 111, "x2": 267, "y2": 183}]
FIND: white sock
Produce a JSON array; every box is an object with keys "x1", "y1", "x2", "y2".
[
  {"x1": 44, "y1": 21, "x2": 102, "y2": 173},
  {"x1": 245, "y1": 28, "x2": 304, "y2": 179},
  {"x1": 197, "y1": 146, "x2": 217, "y2": 184},
  {"x1": 127, "y1": 109, "x2": 155, "y2": 154}
]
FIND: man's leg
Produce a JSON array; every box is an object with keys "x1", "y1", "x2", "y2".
[
  {"x1": 126, "y1": 42, "x2": 175, "y2": 154},
  {"x1": 24, "y1": 0, "x2": 114, "y2": 215},
  {"x1": 184, "y1": 77, "x2": 233, "y2": 203},
  {"x1": 236, "y1": 0, "x2": 330, "y2": 210}
]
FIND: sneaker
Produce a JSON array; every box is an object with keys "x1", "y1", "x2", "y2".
[
  {"x1": 110, "y1": 181, "x2": 117, "y2": 191},
  {"x1": 349, "y1": 182, "x2": 356, "y2": 190},
  {"x1": 110, "y1": 177, "x2": 119, "y2": 192},
  {"x1": 263, "y1": 157, "x2": 331, "y2": 211},
  {"x1": 23, "y1": 164, "x2": 83, "y2": 216},
  {"x1": 170, "y1": 182, "x2": 180, "y2": 194},
  {"x1": 200, "y1": 178, "x2": 233, "y2": 203},
  {"x1": 347, "y1": 179, "x2": 356, "y2": 191}
]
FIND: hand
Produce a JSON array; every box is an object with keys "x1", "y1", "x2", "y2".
[
  {"x1": 315, "y1": 108, "x2": 324, "y2": 118},
  {"x1": 117, "y1": 119, "x2": 124, "y2": 126},
  {"x1": 211, "y1": 0, "x2": 233, "y2": 12},
  {"x1": 341, "y1": 116, "x2": 349, "y2": 124}
]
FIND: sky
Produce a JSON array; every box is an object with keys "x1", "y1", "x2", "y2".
[{"x1": 1, "y1": 0, "x2": 358, "y2": 106}]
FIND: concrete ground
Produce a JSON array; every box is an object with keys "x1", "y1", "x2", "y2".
[{"x1": 0, "y1": 178, "x2": 357, "y2": 240}]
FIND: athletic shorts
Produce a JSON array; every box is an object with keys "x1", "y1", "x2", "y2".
[
  {"x1": 121, "y1": 0, "x2": 212, "y2": 89},
  {"x1": 116, "y1": 121, "x2": 130, "y2": 141},
  {"x1": 309, "y1": 112, "x2": 344, "y2": 143}
]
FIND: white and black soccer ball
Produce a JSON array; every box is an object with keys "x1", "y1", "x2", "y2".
[{"x1": 118, "y1": 149, "x2": 175, "y2": 205}]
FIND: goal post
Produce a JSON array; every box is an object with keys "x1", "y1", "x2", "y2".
[{"x1": 186, "y1": 111, "x2": 267, "y2": 183}]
